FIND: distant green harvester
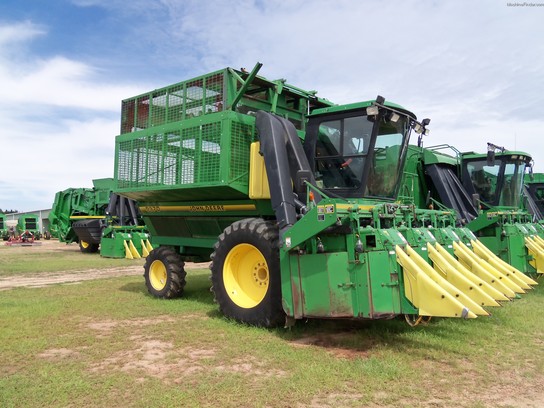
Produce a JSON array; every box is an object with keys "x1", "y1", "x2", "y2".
[
  {"x1": 0, "y1": 213, "x2": 8, "y2": 240},
  {"x1": 16, "y1": 214, "x2": 41, "y2": 240},
  {"x1": 49, "y1": 178, "x2": 152, "y2": 258},
  {"x1": 400, "y1": 143, "x2": 544, "y2": 277}
]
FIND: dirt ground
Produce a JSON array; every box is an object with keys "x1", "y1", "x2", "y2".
[
  {"x1": 3, "y1": 240, "x2": 544, "y2": 407},
  {"x1": 0, "y1": 239, "x2": 207, "y2": 291}
]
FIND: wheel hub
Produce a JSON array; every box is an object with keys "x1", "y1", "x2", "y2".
[
  {"x1": 224, "y1": 243, "x2": 269, "y2": 308},
  {"x1": 149, "y1": 260, "x2": 167, "y2": 291},
  {"x1": 253, "y1": 263, "x2": 268, "y2": 285}
]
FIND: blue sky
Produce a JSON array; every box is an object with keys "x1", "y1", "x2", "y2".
[{"x1": 1, "y1": 0, "x2": 543, "y2": 212}]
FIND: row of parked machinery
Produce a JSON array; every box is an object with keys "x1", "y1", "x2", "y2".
[
  {"x1": 1, "y1": 213, "x2": 45, "y2": 245},
  {"x1": 48, "y1": 178, "x2": 152, "y2": 258},
  {"x1": 109, "y1": 63, "x2": 541, "y2": 327},
  {"x1": 13, "y1": 63, "x2": 541, "y2": 328}
]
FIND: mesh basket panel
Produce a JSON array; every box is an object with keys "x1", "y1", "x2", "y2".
[
  {"x1": 120, "y1": 72, "x2": 225, "y2": 134},
  {"x1": 135, "y1": 96, "x2": 150, "y2": 130},
  {"x1": 230, "y1": 121, "x2": 253, "y2": 184},
  {"x1": 117, "y1": 119, "x2": 233, "y2": 190},
  {"x1": 150, "y1": 91, "x2": 167, "y2": 127},
  {"x1": 167, "y1": 83, "x2": 184, "y2": 124},
  {"x1": 198, "y1": 123, "x2": 221, "y2": 183}
]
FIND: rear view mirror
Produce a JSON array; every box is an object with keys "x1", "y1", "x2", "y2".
[
  {"x1": 487, "y1": 150, "x2": 495, "y2": 166},
  {"x1": 472, "y1": 193, "x2": 480, "y2": 209}
]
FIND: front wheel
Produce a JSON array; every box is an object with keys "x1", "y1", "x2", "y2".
[
  {"x1": 144, "y1": 246, "x2": 186, "y2": 299},
  {"x1": 210, "y1": 218, "x2": 284, "y2": 328}
]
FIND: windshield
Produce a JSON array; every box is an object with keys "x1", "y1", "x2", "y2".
[
  {"x1": 464, "y1": 157, "x2": 527, "y2": 207},
  {"x1": 314, "y1": 113, "x2": 410, "y2": 199},
  {"x1": 500, "y1": 161, "x2": 525, "y2": 207}
]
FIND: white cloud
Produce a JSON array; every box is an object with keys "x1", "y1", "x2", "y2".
[
  {"x1": 0, "y1": 111, "x2": 118, "y2": 211},
  {"x1": 0, "y1": 19, "x2": 148, "y2": 111},
  {"x1": 0, "y1": 54, "x2": 140, "y2": 111},
  {"x1": 1, "y1": 0, "x2": 544, "y2": 213},
  {"x1": 150, "y1": 0, "x2": 544, "y2": 173},
  {"x1": 0, "y1": 20, "x2": 45, "y2": 46},
  {"x1": 0, "y1": 21, "x2": 143, "y2": 212}
]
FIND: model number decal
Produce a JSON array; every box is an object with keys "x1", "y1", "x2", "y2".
[
  {"x1": 141, "y1": 205, "x2": 160, "y2": 213},
  {"x1": 141, "y1": 204, "x2": 256, "y2": 213},
  {"x1": 189, "y1": 205, "x2": 225, "y2": 212}
]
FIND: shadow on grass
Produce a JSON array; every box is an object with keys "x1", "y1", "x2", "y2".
[
  {"x1": 119, "y1": 282, "x2": 147, "y2": 294},
  {"x1": 274, "y1": 317, "x2": 434, "y2": 356},
  {"x1": 204, "y1": 308, "x2": 443, "y2": 357},
  {"x1": 121, "y1": 271, "x2": 217, "y2": 306},
  {"x1": 176, "y1": 273, "x2": 477, "y2": 355},
  {"x1": 125, "y1": 268, "x2": 499, "y2": 356}
]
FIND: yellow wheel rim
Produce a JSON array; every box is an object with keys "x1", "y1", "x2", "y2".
[
  {"x1": 149, "y1": 260, "x2": 167, "y2": 291},
  {"x1": 223, "y1": 243, "x2": 269, "y2": 309},
  {"x1": 81, "y1": 241, "x2": 89, "y2": 249}
]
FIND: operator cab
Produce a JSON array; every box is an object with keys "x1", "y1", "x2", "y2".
[
  {"x1": 525, "y1": 177, "x2": 544, "y2": 217},
  {"x1": 304, "y1": 96, "x2": 428, "y2": 200},
  {"x1": 461, "y1": 151, "x2": 532, "y2": 208}
]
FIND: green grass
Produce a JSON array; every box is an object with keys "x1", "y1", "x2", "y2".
[
  {"x1": 1, "y1": 264, "x2": 542, "y2": 408},
  {"x1": 0, "y1": 242, "x2": 144, "y2": 276}
]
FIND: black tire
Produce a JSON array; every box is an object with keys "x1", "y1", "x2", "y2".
[
  {"x1": 79, "y1": 240, "x2": 99, "y2": 253},
  {"x1": 210, "y1": 218, "x2": 284, "y2": 328},
  {"x1": 144, "y1": 246, "x2": 186, "y2": 299}
]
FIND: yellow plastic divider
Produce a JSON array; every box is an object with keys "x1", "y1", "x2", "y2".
[
  {"x1": 533, "y1": 234, "x2": 544, "y2": 250},
  {"x1": 396, "y1": 245, "x2": 478, "y2": 319},
  {"x1": 471, "y1": 240, "x2": 538, "y2": 287},
  {"x1": 453, "y1": 242, "x2": 516, "y2": 299},
  {"x1": 145, "y1": 239, "x2": 153, "y2": 253},
  {"x1": 405, "y1": 246, "x2": 488, "y2": 316},
  {"x1": 525, "y1": 236, "x2": 544, "y2": 274},
  {"x1": 427, "y1": 243, "x2": 501, "y2": 307},
  {"x1": 141, "y1": 240, "x2": 150, "y2": 257},
  {"x1": 532, "y1": 235, "x2": 544, "y2": 264},
  {"x1": 124, "y1": 240, "x2": 141, "y2": 259},
  {"x1": 123, "y1": 241, "x2": 133, "y2": 259},
  {"x1": 128, "y1": 240, "x2": 141, "y2": 259},
  {"x1": 433, "y1": 243, "x2": 508, "y2": 302},
  {"x1": 456, "y1": 241, "x2": 524, "y2": 294}
]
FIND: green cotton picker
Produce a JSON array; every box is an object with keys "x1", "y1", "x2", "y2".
[
  {"x1": 401, "y1": 142, "x2": 544, "y2": 279},
  {"x1": 112, "y1": 63, "x2": 536, "y2": 328},
  {"x1": 49, "y1": 178, "x2": 152, "y2": 259},
  {"x1": 524, "y1": 172, "x2": 544, "y2": 221},
  {"x1": 0, "y1": 213, "x2": 9, "y2": 241}
]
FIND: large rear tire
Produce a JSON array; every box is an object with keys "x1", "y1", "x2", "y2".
[
  {"x1": 210, "y1": 218, "x2": 284, "y2": 328},
  {"x1": 144, "y1": 246, "x2": 186, "y2": 299}
]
